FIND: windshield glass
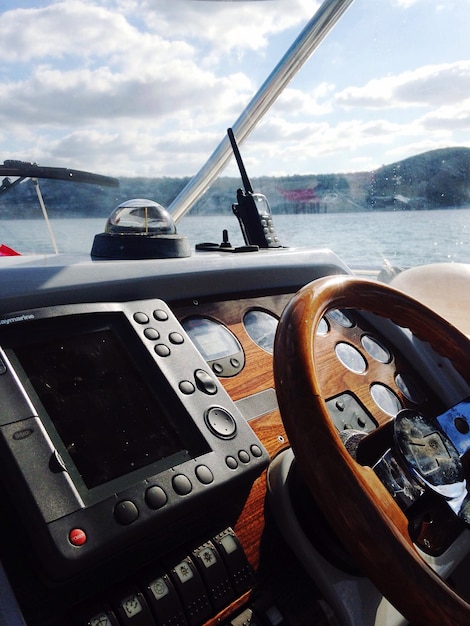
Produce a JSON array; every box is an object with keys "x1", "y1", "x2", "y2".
[{"x1": 1, "y1": 0, "x2": 469, "y2": 269}]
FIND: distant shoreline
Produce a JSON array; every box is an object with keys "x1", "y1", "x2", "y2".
[
  {"x1": 4, "y1": 204, "x2": 470, "y2": 221},
  {"x1": 2, "y1": 146, "x2": 469, "y2": 219}
]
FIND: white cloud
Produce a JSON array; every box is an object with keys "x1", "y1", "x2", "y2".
[
  {"x1": 420, "y1": 99, "x2": 470, "y2": 131},
  {"x1": 336, "y1": 61, "x2": 470, "y2": 110},
  {"x1": 271, "y1": 83, "x2": 335, "y2": 117},
  {"x1": 0, "y1": 2, "x2": 138, "y2": 62},
  {"x1": 0, "y1": 65, "x2": 253, "y2": 134},
  {"x1": 135, "y1": 0, "x2": 320, "y2": 54}
]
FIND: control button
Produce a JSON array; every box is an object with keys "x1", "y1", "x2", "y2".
[
  {"x1": 179, "y1": 380, "x2": 195, "y2": 395},
  {"x1": 144, "y1": 327, "x2": 160, "y2": 340},
  {"x1": 169, "y1": 557, "x2": 211, "y2": 625},
  {"x1": 173, "y1": 558, "x2": 195, "y2": 584},
  {"x1": 69, "y1": 528, "x2": 87, "y2": 546},
  {"x1": 192, "y1": 540, "x2": 235, "y2": 612},
  {"x1": 205, "y1": 407, "x2": 237, "y2": 439},
  {"x1": 114, "y1": 588, "x2": 153, "y2": 625},
  {"x1": 133, "y1": 312, "x2": 149, "y2": 324},
  {"x1": 145, "y1": 486, "x2": 168, "y2": 510},
  {"x1": 250, "y1": 444, "x2": 263, "y2": 458},
  {"x1": 172, "y1": 474, "x2": 192, "y2": 496},
  {"x1": 194, "y1": 369, "x2": 218, "y2": 395},
  {"x1": 169, "y1": 332, "x2": 184, "y2": 345},
  {"x1": 213, "y1": 528, "x2": 255, "y2": 594},
  {"x1": 154, "y1": 344, "x2": 171, "y2": 357},
  {"x1": 226, "y1": 456, "x2": 238, "y2": 470},
  {"x1": 147, "y1": 576, "x2": 170, "y2": 601},
  {"x1": 119, "y1": 593, "x2": 143, "y2": 619},
  {"x1": 238, "y1": 450, "x2": 250, "y2": 464},
  {"x1": 85, "y1": 608, "x2": 119, "y2": 626},
  {"x1": 114, "y1": 500, "x2": 139, "y2": 525},
  {"x1": 357, "y1": 415, "x2": 367, "y2": 428},
  {"x1": 195, "y1": 465, "x2": 214, "y2": 485},
  {"x1": 212, "y1": 362, "x2": 224, "y2": 375},
  {"x1": 230, "y1": 357, "x2": 240, "y2": 369},
  {"x1": 143, "y1": 573, "x2": 187, "y2": 626},
  {"x1": 153, "y1": 309, "x2": 169, "y2": 321}
]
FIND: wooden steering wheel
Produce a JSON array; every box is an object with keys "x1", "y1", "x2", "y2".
[{"x1": 273, "y1": 275, "x2": 470, "y2": 625}]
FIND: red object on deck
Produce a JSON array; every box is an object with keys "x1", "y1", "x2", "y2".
[{"x1": 0, "y1": 244, "x2": 21, "y2": 256}]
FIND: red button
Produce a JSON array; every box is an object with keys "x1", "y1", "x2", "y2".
[{"x1": 69, "y1": 528, "x2": 87, "y2": 546}]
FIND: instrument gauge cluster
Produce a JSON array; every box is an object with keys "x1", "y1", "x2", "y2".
[
  {"x1": 317, "y1": 308, "x2": 434, "y2": 428},
  {"x1": 181, "y1": 316, "x2": 245, "y2": 377}
]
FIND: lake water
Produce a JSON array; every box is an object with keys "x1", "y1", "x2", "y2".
[{"x1": 3, "y1": 207, "x2": 470, "y2": 269}]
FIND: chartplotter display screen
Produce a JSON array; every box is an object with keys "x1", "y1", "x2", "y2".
[{"x1": 9, "y1": 314, "x2": 208, "y2": 492}]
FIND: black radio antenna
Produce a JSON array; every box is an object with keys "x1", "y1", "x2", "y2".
[{"x1": 227, "y1": 128, "x2": 253, "y2": 194}]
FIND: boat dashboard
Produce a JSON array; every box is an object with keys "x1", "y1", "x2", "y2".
[{"x1": 2, "y1": 246, "x2": 470, "y2": 626}]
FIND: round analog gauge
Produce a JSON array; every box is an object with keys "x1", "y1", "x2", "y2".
[
  {"x1": 395, "y1": 373, "x2": 427, "y2": 404},
  {"x1": 243, "y1": 309, "x2": 279, "y2": 354},
  {"x1": 361, "y1": 335, "x2": 392, "y2": 364},
  {"x1": 181, "y1": 316, "x2": 244, "y2": 377},
  {"x1": 370, "y1": 383, "x2": 402, "y2": 416},
  {"x1": 317, "y1": 317, "x2": 329, "y2": 336},
  {"x1": 328, "y1": 308, "x2": 354, "y2": 328},
  {"x1": 335, "y1": 342, "x2": 367, "y2": 374}
]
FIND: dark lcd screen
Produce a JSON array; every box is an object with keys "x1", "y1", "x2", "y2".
[
  {"x1": 182, "y1": 317, "x2": 241, "y2": 361},
  {"x1": 12, "y1": 317, "x2": 206, "y2": 491}
]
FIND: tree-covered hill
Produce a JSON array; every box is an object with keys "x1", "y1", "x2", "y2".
[
  {"x1": 1, "y1": 146, "x2": 469, "y2": 218},
  {"x1": 367, "y1": 147, "x2": 470, "y2": 209}
]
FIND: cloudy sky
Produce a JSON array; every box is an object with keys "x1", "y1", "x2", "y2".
[{"x1": 0, "y1": 0, "x2": 469, "y2": 179}]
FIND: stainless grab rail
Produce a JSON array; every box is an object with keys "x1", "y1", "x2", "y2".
[{"x1": 169, "y1": 0, "x2": 355, "y2": 222}]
